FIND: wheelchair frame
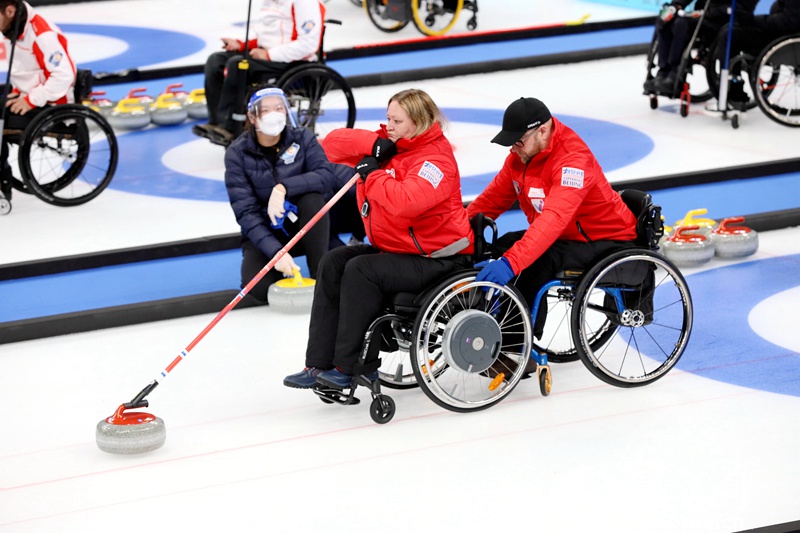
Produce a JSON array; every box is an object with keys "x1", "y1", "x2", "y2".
[
  {"x1": 1, "y1": 69, "x2": 119, "y2": 215},
  {"x1": 364, "y1": 0, "x2": 478, "y2": 36},
  {"x1": 239, "y1": 19, "x2": 356, "y2": 141},
  {"x1": 314, "y1": 191, "x2": 694, "y2": 424},
  {"x1": 645, "y1": 7, "x2": 716, "y2": 116}
]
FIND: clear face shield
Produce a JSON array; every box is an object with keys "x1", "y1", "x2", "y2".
[{"x1": 247, "y1": 87, "x2": 298, "y2": 129}]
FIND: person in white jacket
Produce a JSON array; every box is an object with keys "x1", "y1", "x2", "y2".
[
  {"x1": 0, "y1": 0, "x2": 76, "y2": 202},
  {"x1": 193, "y1": 0, "x2": 324, "y2": 146}
]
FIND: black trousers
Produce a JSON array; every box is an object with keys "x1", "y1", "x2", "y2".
[
  {"x1": 657, "y1": 17, "x2": 721, "y2": 75},
  {"x1": 240, "y1": 192, "x2": 330, "y2": 303},
  {"x1": 494, "y1": 232, "x2": 636, "y2": 338},
  {"x1": 203, "y1": 51, "x2": 291, "y2": 132},
  {"x1": 305, "y1": 246, "x2": 471, "y2": 374}
]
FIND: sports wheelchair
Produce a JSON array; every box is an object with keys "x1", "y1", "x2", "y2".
[
  {"x1": 0, "y1": 69, "x2": 118, "y2": 215},
  {"x1": 316, "y1": 190, "x2": 693, "y2": 423},
  {"x1": 365, "y1": 0, "x2": 479, "y2": 36},
  {"x1": 213, "y1": 19, "x2": 355, "y2": 144},
  {"x1": 704, "y1": 32, "x2": 798, "y2": 129},
  {"x1": 645, "y1": 7, "x2": 717, "y2": 116}
]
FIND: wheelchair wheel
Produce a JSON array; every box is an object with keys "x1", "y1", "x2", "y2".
[
  {"x1": 17, "y1": 104, "x2": 117, "y2": 207},
  {"x1": 411, "y1": 0, "x2": 464, "y2": 36},
  {"x1": 277, "y1": 64, "x2": 356, "y2": 140},
  {"x1": 531, "y1": 282, "x2": 617, "y2": 364},
  {"x1": 377, "y1": 318, "x2": 419, "y2": 390},
  {"x1": 571, "y1": 249, "x2": 692, "y2": 388},
  {"x1": 364, "y1": 0, "x2": 410, "y2": 33},
  {"x1": 410, "y1": 272, "x2": 533, "y2": 413},
  {"x1": 752, "y1": 35, "x2": 800, "y2": 127}
]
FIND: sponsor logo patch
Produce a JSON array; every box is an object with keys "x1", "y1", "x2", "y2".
[
  {"x1": 417, "y1": 161, "x2": 443, "y2": 189},
  {"x1": 48, "y1": 51, "x2": 63, "y2": 67},
  {"x1": 301, "y1": 20, "x2": 316, "y2": 33},
  {"x1": 532, "y1": 199, "x2": 544, "y2": 213},
  {"x1": 280, "y1": 142, "x2": 300, "y2": 164},
  {"x1": 528, "y1": 187, "x2": 545, "y2": 198},
  {"x1": 512, "y1": 180, "x2": 521, "y2": 195},
  {"x1": 561, "y1": 167, "x2": 584, "y2": 188}
]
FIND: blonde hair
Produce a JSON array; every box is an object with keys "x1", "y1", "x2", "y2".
[{"x1": 388, "y1": 89, "x2": 446, "y2": 138}]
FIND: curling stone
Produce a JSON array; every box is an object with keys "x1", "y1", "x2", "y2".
[
  {"x1": 184, "y1": 88, "x2": 209, "y2": 119},
  {"x1": 82, "y1": 90, "x2": 114, "y2": 116},
  {"x1": 126, "y1": 87, "x2": 154, "y2": 108},
  {"x1": 268, "y1": 269, "x2": 315, "y2": 313},
  {"x1": 661, "y1": 225, "x2": 715, "y2": 267},
  {"x1": 96, "y1": 404, "x2": 166, "y2": 455},
  {"x1": 709, "y1": 216, "x2": 759, "y2": 258},
  {"x1": 107, "y1": 97, "x2": 151, "y2": 130},
  {"x1": 150, "y1": 93, "x2": 188, "y2": 126},
  {"x1": 674, "y1": 208, "x2": 717, "y2": 235}
]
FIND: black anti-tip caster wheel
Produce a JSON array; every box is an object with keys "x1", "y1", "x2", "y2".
[
  {"x1": 539, "y1": 366, "x2": 552, "y2": 397},
  {"x1": 0, "y1": 198, "x2": 10, "y2": 215},
  {"x1": 680, "y1": 100, "x2": 689, "y2": 117},
  {"x1": 467, "y1": 17, "x2": 477, "y2": 30},
  {"x1": 731, "y1": 114, "x2": 740, "y2": 129},
  {"x1": 649, "y1": 94, "x2": 658, "y2": 110},
  {"x1": 370, "y1": 395, "x2": 396, "y2": 424}
]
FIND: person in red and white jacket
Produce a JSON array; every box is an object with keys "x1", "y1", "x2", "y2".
[
  {"x1": 467, "y1": 97, "x2": 637, "y2": 342},
  {"x1": 283, "y1": 88, "x2": 475, "y2": 390},
  {"x1": 0, "y1": 0, "x2": 75, "y2": 201},
  {"x1": 194, "y1": 0, "x2": 324, "y2": 145}
]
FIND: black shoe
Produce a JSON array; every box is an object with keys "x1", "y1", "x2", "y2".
[
  {"x1": 653, "y1": 76, "x2": 676, "y2": 95},
  {"x1": 192, "y1": 123, "x2": 234, "y2": 147}
]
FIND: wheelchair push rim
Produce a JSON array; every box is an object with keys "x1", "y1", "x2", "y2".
[{"x1": 410, "y1": 274, "x2": 533, "y2": 413}]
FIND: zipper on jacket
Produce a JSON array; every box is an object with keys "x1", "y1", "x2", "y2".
[
  {"x1": 576, "y1": 220, "x2": 593, "y2": 242},
  {"x1": 409, "y1": 227, "x2": 427, "y2": 255}
]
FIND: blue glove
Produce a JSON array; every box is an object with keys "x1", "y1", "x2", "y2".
[
  {"x1": 270, "y1": 200, "x2": 298, "y2": 236},
  {"x1": 475, "y1": 257, "x2": 515, "y2": 286}
]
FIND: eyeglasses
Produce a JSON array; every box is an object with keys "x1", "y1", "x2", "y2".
[{"x1": 514, "y1": 127, "x2": 538, "y2": 147}]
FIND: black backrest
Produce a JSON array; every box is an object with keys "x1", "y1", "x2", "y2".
[
  {"x1": 74, "y1": 69, "x2": 93, "y2": 101},
  {"x1": 470, "y1": 212, "x2": 497, "y2": 263},
  {"x1": 619, "y1": 189, "x2": 664, "y2": 249}
]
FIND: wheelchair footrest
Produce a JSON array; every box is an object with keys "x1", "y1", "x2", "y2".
[{"x1": 313, "y1": 386, "x2": 361, "y2": 405}]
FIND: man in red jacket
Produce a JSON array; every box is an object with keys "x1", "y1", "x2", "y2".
[{"x1": 467, "y1": 97, "x2": 638, "y2": 349}]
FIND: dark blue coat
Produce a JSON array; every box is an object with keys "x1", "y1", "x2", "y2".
[{"x1": 224, "y1": 126, "x2": 339, "y2": 259}]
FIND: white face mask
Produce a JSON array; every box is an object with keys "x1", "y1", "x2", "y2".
[{"x1": 257, "y1": 111, "x2": 286, "y2": 136}]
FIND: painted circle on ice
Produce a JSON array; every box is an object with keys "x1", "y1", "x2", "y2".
[{"x1": 679, "y1": 254, "x2": 800, "y2": 397}]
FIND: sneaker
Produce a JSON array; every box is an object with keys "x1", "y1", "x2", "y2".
[
  {"x1": 284, "y1": 367, "x2": 324, "y2": 389},
  {"x1": 315, "y1": 368, "x2": 354, "y2": 389}
]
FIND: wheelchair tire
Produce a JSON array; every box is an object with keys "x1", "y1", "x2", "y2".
[
  {"x1": 364, "y1": 0, "x2": 410, "y2": 33},
  {"x1": 571, "y1": 249, "x2": 692, "y2": 388},
  {"x1": 751, "y1": 34, "x2": 800, "y2": 128},
  {"x1": 410, "y1": 272, "x2": 533, "y2": 413},
  {"x1": 369, "y1": 395, "x2": 396, "y2": 424},
  {"x1": 411, "y1": 0, "x2": 464, "y2": 36},
  {"x1": 18, "y1": 104, "x2": 118, "y2": 207},
  {"x1": 277, "y1": 64, "x2": 356, "y2": 139}
]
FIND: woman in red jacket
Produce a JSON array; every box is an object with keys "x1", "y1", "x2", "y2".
[{"x1": 284, "y1": 88, "x2": 474, "y2": 390}]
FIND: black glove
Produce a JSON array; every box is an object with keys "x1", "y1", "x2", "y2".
[
  {"x1": 372, "y1": 138, "x2": 396, "y2": 162},
  {"x1": 355, "y1": 156, "x2": 380, "y2": 181}
]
